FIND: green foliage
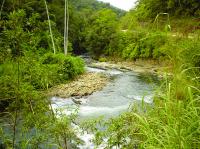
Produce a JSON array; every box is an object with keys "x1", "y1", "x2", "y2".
[
  {"x1": 0, "y1": 0, "x2": 199, "y2": 148},
  {"x1": 63, "y1": 56, "x2": 85, "y2": 79},
  {"x1": 0, "y1": 53, "x2": 85, "y2": 147},
  {"x1": 140, "y1": 32, "x2": 168, "y2": 59},
  {"x1": 119, "y1": 10, "x2": 141, "y2": 30},
  {"x1": 130, "y1": 45, "x2": 140, "y2": 59},
  {"x1": 122, "y1": 44, "x2": 134, "y2": 59},
  {"x1": 69, "y1": 0, "x2": 125, "y2": 17},
  {"x1": 83, "y1": 31, "x2": 200, "y2": 148},
  {"x1": 135, "y1": 0, "x2": 200, "y2": 19},
  {"x1": 0, "y1": 53, "x2": 85, "y2": 98},
  {"x1": 108, "y1": 30, "x2": 145, "y2": 58},
  {"x1": 110, "y1": 30, "x2": 168, "y2": 60},
  {"x1": 84, "y1": 9, "x2": 117, "y2": 58},
  {"x1": 0, "y1": 61, "x2": 18, "y2": 101},
  {"x1": 41, "y1": 53, "x2": 85, "y2": 80},
  {"x1": 181, "y1": 39, "x2": 200, "y2": 69},
  {"x1": 105, "y1": 88, "x2": 199, "y2": 148},
  {"x1": 0, "y1": 9, "x2": 64, "y2": 62}
]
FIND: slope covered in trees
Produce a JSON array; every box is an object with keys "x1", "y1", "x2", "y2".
[
  {"x1": 0, "y1": 0, "x2": 200, "y2": 148},
  {"x1": 135, "y1": 0, "x2": 200, "y2": 19}
]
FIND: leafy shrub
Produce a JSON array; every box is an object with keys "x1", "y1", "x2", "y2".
[
  {"x1": 140, "y1": 48, "x2": 151, "y2": 58},
  {"x1": 41, "y1": 53, "x2": 66, "y2": 64},
  {"x1": 41, "y1": 53, "x2": 85, "y2": 80},
  {"x1": 139, "y1": 32, "x2": 168, "y2": 59},
  {"x1": 122, "y1": 44, "x2": 132, "y2": 59},
  {"x1": 0, "y1": 53, "x2": 85, "y2": 93},
  {"x1": 107, "y1": 32, "x2": 128, "y2": 56},
  {"x1": 0, "y1": 61, "x2": 18, "y2": 102},
  {"x1": 108, "y1": 28, "x2": 170, "y2": 60},
  {"x1": 62, "y1": 56, "x2": 85, "y2": 79}
]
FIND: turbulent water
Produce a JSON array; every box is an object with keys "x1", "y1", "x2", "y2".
[{"x1": 51, "y1": 65, "x2": 157, "y2": 149}]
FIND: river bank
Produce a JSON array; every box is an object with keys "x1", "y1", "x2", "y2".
[
  {"x1": 49, "y1": 59, "x2": 170, "y2": 99},
  {"x1": 50, "y1": 60, "x2": 157, "y2": 148},
  {"x1": 91, "y1": 59, "x2": 172, "y2": 77},
  {"x1": 49, "y1": 72, "x2": 109, "y2": 98}
]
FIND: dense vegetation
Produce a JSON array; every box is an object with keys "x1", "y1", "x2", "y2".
[
  {"x1": 82, "y1": 1, "x2": 200, "y2": 148},
  {"x1": 0, "y1": 0, "x2": 199, "y2": 148},
  {"x1": 0, "y1": 0, "x2": 87, "y2": 147}
]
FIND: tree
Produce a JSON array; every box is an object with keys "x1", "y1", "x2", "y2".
[
  {"x1": 64, "y1": 0, "x2": 69, "y2": 55},
  {"x1": 84, "y1": 9, "x2": 117, "y2": 58},
  {"x1": 135, "y1": 0, "x2": 200, "y2": 19}
]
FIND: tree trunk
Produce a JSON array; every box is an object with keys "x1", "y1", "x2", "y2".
[
  {"x1": 44, "y1": 0, "x2": 56, "y2": 54},
  {"x1": 64, "y1": 0, "x2": 69, "y2": 55}
]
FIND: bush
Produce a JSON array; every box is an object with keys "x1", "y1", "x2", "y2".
[
  {"x1": 62, "y1": 56, "x2": 85, "y2": 79},
  {"x1": 41, "y1": 53, "x2": 85, "y2": 80},
  {"x1": 41, "y1": 53, "x2": 65, "y2": 64},
  {"x1": 122, "y1": 44, "x2": 132, "y2": 59},
  {"x1": 1, "y1": 53, "x2": 85, "y2": 93},
  {"x1": 109, "y1": 30, "x2": 168, "y2": 60},
  {"x1": 130, "y1": 45, "x2": 140, "y2": 60}
]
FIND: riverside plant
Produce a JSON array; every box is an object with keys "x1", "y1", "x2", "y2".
[{"x1": 134, "y1": 83, "x2": 200, "y2": 148}]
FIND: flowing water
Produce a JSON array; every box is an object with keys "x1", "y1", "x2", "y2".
[
  {"x1": 51, "y1": 64, "x2": 158, "y2": 148},
  {"x1": 0, "y1": 60, "x2": 158, "y2": 148}
]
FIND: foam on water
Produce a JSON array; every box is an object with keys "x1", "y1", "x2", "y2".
[{"x1": 85, "y1": 67, "x2": 105, "y2": 73}]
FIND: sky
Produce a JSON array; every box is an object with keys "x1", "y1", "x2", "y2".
[{"x1": 98, "y1": 0, "x2": 137, "y2": 11}]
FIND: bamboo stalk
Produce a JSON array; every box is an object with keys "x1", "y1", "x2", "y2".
[
  {"x1": 64, "y1": 0, "x2": 67, "y2": 55},
  {"x1": 64, "y1": 0, "x2": 69, "y2": 55},
  {"x1": 44, "y1": 0, "x2": 56, "y2": 54},
  {"x1": 66, "y1": 0, "x2": 69, "y2": 55}
]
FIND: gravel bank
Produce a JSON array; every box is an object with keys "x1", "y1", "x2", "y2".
[{"x1": 49, "y1": 72, "x2": 109, "y2": 98}]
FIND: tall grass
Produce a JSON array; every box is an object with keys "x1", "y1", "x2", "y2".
[
  {"x1": 130, "y1": 38, "x2": 200, "y2": 148},
  {"x1": 134, "y1": 82, "x2": 200, "y2": 148}
]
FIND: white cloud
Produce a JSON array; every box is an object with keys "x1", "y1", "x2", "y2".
[{"x1": 98, "y1": 0, "x2": 137, "y2": 11}]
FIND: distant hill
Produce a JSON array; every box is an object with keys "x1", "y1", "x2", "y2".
[{"x1": 69, "y1": 0, "x2": 126, "y2": 17}]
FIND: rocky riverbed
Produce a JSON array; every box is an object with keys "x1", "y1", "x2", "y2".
[
  {"x1": 49, "y1": 72, "x2": 109, "y2": 98},
  {"x1": 90, "y1": 60, "x2": 172, "y2": 77},
  {"x1": 49, "y1": 59, "x2": 170, "y2": 99},
  {"x1": 50, "y1": 60, "x2": 158, "y2": 149}
]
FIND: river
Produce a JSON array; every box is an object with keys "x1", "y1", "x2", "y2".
[
  {"x1": 0, "y1": 60, "x2": 158, "y2": 149},
  {"x1": 51, "y1": 63, "x2": 158, "y2": 148}
]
